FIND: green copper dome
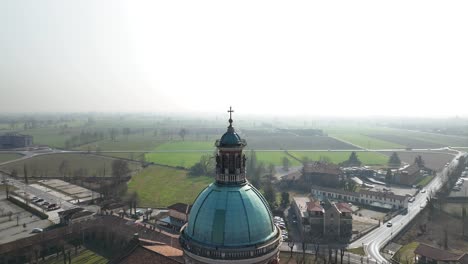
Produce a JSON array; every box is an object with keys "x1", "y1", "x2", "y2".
[
  {"x1": 184, "y1": 182, "x2": 277, "y2": 247},
  {"x1": 219, "y1": 127, "x2": 243, "y2": 147}
]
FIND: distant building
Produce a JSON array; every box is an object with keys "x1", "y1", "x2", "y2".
[
  {"x1": 58, "y1": 208, "x2": 94, "y2": 225},
  {"x1": 414, "y1": 243, "x2": 468, "y2": 264},
  {"x1": 292, "y1": 196, "x2": 352, "y2": 241},
  {"x1": 157, "y1": 203, "x2": 191, "y2": 232},
  {"x1": 311, "y1": 185, "x2": 409, "y2": 210},
  {"x1": 302, "y1": 161, "x2": 343, "y2": 187},
  {"x1": 393, "y1": 163, "x2": 421, "y2": 186},
  {"x1": 0, "y1": 133, "x2": 33, "y2": 149}
]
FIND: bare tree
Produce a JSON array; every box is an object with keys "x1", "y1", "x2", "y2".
[{"x1": 178, "y1": 128, "x2": 187, "y2": 141}]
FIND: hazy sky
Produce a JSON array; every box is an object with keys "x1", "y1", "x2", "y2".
[{"x1": 1, "y1": 1, "x2": 467, "y2": 117}]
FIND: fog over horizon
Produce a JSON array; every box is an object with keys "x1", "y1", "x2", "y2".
[{"x1": 1, "y1": 1, "x2": 467, "y2": 117}]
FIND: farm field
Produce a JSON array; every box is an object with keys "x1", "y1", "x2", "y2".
[
  {"x1": 42, "y1": 249, "x2": 108, "y2": 264},
  {"x1": 154, "y1": 141, "x2": 214, "y2": 151},
  {"x1": 254, "y1": 151, "x2": 302, "y2": 166},
  {"x1": 76, "y1": 135, "x2": 166, "y2": 151},
  {"x1": 127, "y1": 165, "x2": 213, "y2": 207},
  {"x1": 99, "y1": 152, "x2": 146, "y2": 161},
  {"x1": 0, "y1": 153, "x2": 140, "y2": 178},
  {"x1": 145, "y1": 152, "x2": 212, "y2": 168},
  {"x1": 288, "y1": 151, "x2": 389, "y2": 166},
  {"x1": 368, "y1": 133, "x2": 445, "y2": 149},
  {"x1": 329, "y1": 133, "x2": 404, "y2": 149},
  {"x1": 379, "y1": 151, "x2": 455, "y2": 171},
  {"x1": 243, "y1": 135, "x2": 359, "y2": 150},
  {"x1": 0, "y1": 153, "x2": 23, "y2": 163}
]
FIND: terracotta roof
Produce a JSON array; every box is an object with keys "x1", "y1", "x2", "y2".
[
  {"x1": 414, "y1": 243, "x2": 461, "y2": 261},
  {"x1": 303, "y1": 161, "x2": 342, "y2": 175},
  {"x1": 144, "y1": 244, "x2": 183, "y2": 258},
  {"x1": 306, "y1": 200, "x2": 324, "y2": 212},
  {"x1": 168, "y1": 203, "x2": 192, "y2": 215},
  {"x1": 335, "y1": 203, "x2": 352, "y2": 213}
]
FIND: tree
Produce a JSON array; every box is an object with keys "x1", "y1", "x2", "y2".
[
  {"x1": 388, "y1": 152, "x2": 401, "y2": 167},
  {"x1": 189, "y1": 155, "x2": 214, "y2": 176},
  {"x1": 342, "y1": 151, "x2": 362, "y2": 167},
  {"x1": 122, "y1": 128, "x2": 131, "y2": 140},
  {"x1": 109, "y1": 128, "x2": 118, "y2": 141},
  {"x1": 178, "y1": 128, "x2": 187, "y2": 141},
  {"x1": 385, "y1": 169, "x2": 393, "y2": 183},
  {"x1": 319, "y1": 155, "x2": 331, "y2": 163},
  {"x1": 415, "y1": 155, "x2": 425, "y2": 168},
  {"x1": 58, "y1": 160, "x2": 70, "y2": 179},
  {"x1": 268, "y1": 164, "x2": 275, "y2": 181},
  {"x1": 282, "y1": 157, "x2": 290, "y2": 171},
  {"x1": 111, "y1": 160, "x2": 131, "y2": 181},
  {"x1": 263, "y1": 182, "x2": 276, "y2": 208},
  {"x1": 23, "y1": 164, "x2": 29, "y2": 184},
  {"x1": 281, "y1": 192, "x2": 290, "y2": 207}
]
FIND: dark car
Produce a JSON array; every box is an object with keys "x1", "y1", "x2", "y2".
[{"x1": 34, "y1": 199, "x2": 44, "y2": 203}]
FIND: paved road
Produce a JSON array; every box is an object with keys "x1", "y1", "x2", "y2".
[{"x1": 349, "y1": 149, "x2": 466, "y2": 263}]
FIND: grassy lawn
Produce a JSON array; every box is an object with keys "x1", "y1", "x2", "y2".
[
  {"x1": 42, "y1": 249, "x2": 108, "y2": 264},
  {"x1": 146, "y1": 152, "x2": 213, "y2": 168},
  {"x1": 255, "y1": 151, "x2": 302, "y2": 166},
  {"x1": 347, "y1": 247, "x2": 365, "y2": 256},
  {"x1": 127, "y1": 165, "x2": 213, "y2": 207},
  {"x1": 154, "y1": 140, "x2": 214, "y2": 151},
  {"x1": 23, "y1": 127, "x2": 72, "y2": 148},
  {"x1": 394, "y1": 242, "x2": 419, "y2": 264},
  {"x1": 0, "y1": 153, "x2": 23, "y2": 163},
  {"x1": 330, "y1": 133, "x2": 404, "y2": 149},
  {"x1": 0, "y1": 153, "x2": 140, "y2": 178},
  {"x1": 416, "y1": 175, "x2": 434, "y2": 187},
  {"x1": 288, "y1": 151, "x2": 388, "y2": 165}
]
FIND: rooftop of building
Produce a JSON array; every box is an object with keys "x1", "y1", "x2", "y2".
[
  {"x1": 414, "y1": 243, "x2": 467, "y2": 263},
  {"x1": 168, "y1": 203, "x2": 192, "y2": 215},
  {"x1": 303, "y1": 161, "x2": 342, "y2": 175}
]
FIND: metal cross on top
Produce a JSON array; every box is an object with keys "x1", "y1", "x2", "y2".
[{"x1": 228, "y1": 106, "x2": 234, "y2": 126}]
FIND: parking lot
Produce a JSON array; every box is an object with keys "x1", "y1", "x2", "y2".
[{"x1": 0, "y1": 198, "x2": 51, "y2": 244}]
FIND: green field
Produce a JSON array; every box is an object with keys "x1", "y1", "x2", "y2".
[
  {"x1": 145, "y1": 150, "x2": 388, "y2": 168},
  {"x1": 77, "y1": 135, "x2": 166, "y2": 151},
  {"x1": 0, "y1": 153, "x2": 23, "y2": 163},
  {"x1": 146, "y1": 152, "x2": 213, "y2": 168},
  {"x1": 330, "y1": 133, "x2": 404, "y2": 149},
  {"x1": 127, "y1": 165, "x2": 213, "y2": 207},
  {"x1": 0, "y1": 153, "x2": 140, "y2": 178},
  {"x1": 100, "y1": 152, "x2": 146, "y2": 161},
  {"x1": 42, "y1": 249, "x2": 108, "y2": 264},
  {"x1": 24, "y1": 127, "x2": 72, "y2": 148},
  {"x1": 289, "y1": 151, "x2": 388, "y2": 165},
  {"x1": 154, "y1": 140, "x2": 214, "y2": 151}
]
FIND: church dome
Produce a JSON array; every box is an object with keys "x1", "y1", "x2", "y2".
[
  {"x1": 183, "y1": 182, "x2": 277, "y2": 247},
  {"x1": 218, "y1": 127, "x2": 243, "y2": 147}
]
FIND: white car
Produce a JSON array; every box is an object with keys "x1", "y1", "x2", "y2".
[
  {"x1": 421, "y1": 189, "x2": 426, "y2": 193},
  {"x1": 31, "y1": 228, "x2": 43, "y2": 233}
]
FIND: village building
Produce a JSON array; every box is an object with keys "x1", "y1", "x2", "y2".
[
  {"x1": 414, "y1": 243, "x2": 468, "y2": 264},
  {"x1": 58, "y1": 207, "x2": 95, "y2": 225},
  {"x1": 292, "y1": 196, "x2": 352, "y2": 241},
  {"x1": 302, "y1": 161, "x2": 343, "y2": 187},
  {"x1": 311, "y1": 185, "x2": 409, "y2": 210},
  {"x1": 0, "y1": 132, "x2": 33, "y2": 149},
  {"x1": 157, "y1": 203, "x2": 191, "y2": 232}
]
